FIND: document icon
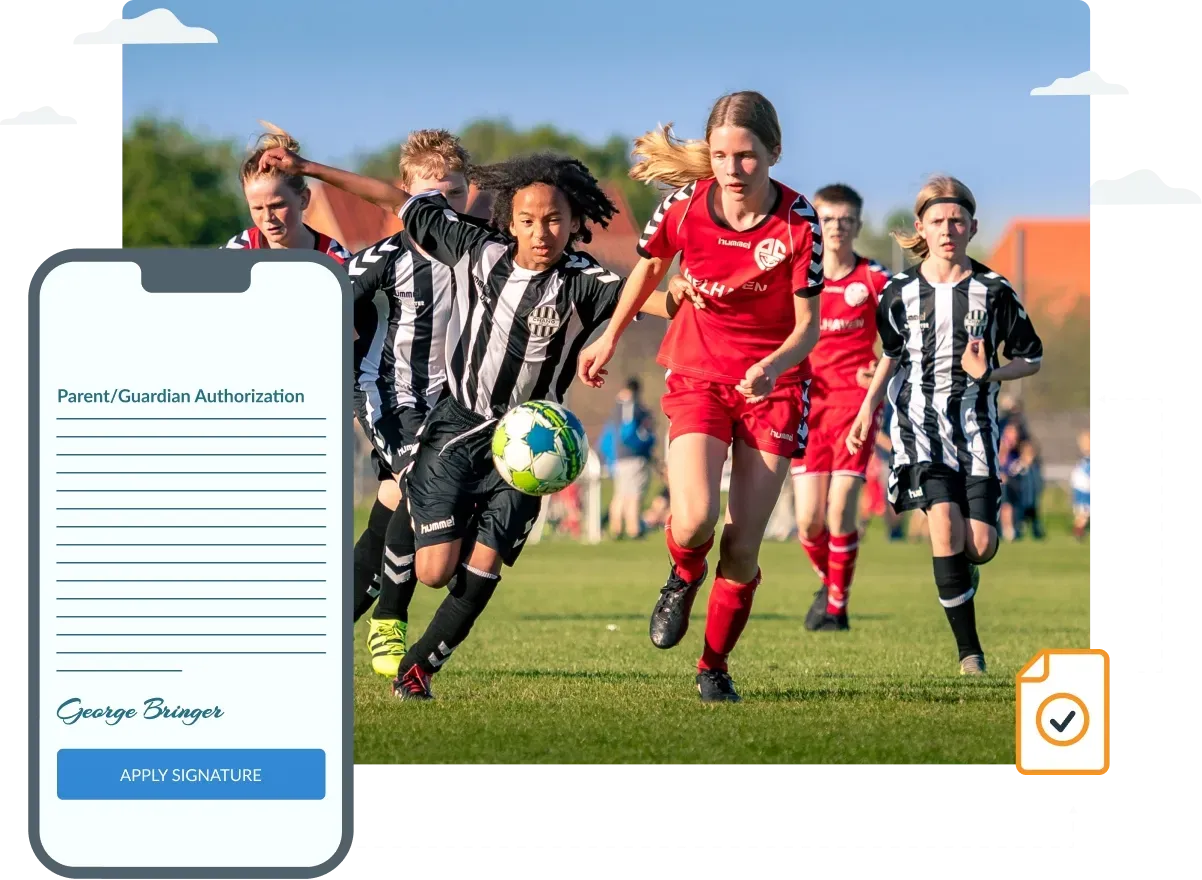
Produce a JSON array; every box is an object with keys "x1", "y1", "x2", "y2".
[{"x1": 1016, "y1": 649, "x2": 1109, "y2": 775}]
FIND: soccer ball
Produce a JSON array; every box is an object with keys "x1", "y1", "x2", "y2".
[{"x1": 491, "y1": 400, "x2": 589, "y2": 496}]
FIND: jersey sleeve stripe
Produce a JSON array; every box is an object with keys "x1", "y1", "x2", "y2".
[
  {"x1": 790, "y1": 195, "x2": 824, "y2": 288},
  {"x1": 637, "y1": 182, "x2": 695, "y2": 250}
]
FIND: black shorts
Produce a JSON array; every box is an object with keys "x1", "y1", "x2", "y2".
[
  {"x1": 353, "y1": 398, "x2": 425, "y2": 481},
  {"x1": 888, "y1": 462, "x2": 1002, "y2": 528},
  {"x1": 406, "y1": 395, "x2": 543, "y2": 567}
]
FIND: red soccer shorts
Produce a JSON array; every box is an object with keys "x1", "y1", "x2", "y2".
[
  {"x1": 662, "y1": 373, "x2": 810, "y2": 459},
  {"x1": 789, "y1": 404, "x2": 879, "y2": 478}
]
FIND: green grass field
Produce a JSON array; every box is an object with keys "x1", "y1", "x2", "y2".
[{"x1": 351, "y1": 514, "x2": 1088, "y2": 764}]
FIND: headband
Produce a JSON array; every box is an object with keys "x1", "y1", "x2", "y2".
[{"x1": 917, "y1": 196, "x2": 975, "y2": 218}]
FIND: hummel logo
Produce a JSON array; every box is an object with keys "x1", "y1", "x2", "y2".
[
  {"x1": 770, "y1": 429, "x2": 794, "y2": 441},
  {"x1": 419, "y1": 517, "x2": 454, "y2": 535},
  {"x1": 718, "y1": 237, "x2": 750, "y2": 249},
  {"x1": 908, "y1": 489, "x2": 923, "y2": 499}
]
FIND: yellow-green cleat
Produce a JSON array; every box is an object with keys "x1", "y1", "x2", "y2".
[{"x1": 367, "y1": 618, "x2": 407, "y2": 677}]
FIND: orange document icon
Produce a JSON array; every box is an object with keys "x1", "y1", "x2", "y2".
[{"x1": 1016, "y1": 649, "x2": 1109, "y2": 775}]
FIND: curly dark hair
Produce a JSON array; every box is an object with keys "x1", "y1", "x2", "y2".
[{"x1": 468, "y1": 152, "x2": 618, "y2": 246}]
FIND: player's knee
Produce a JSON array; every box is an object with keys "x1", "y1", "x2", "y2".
[
  {"x1": 377, "y1": 478, "x2": 402, "y2": 509},
  {"x1": 967, "y1": 533, "x2": 998, "y2": 565},
  {"x1": 671, "y1": 506, "x2": 718, "y2": 547},
  {"x1": 415, "y1": 551, "x2": 457, "y2": 589},
  {"x1": 796, "y1": 517, "x2": 825, "y2": 541}
]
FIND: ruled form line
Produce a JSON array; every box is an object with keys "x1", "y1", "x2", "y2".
[{"x1": 50, "y1": 408, "x2": 334, "y2": 668}]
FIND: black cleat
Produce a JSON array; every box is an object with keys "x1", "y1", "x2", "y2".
[
  {"x1": 649, "y1": 561, "x2": 708, "y2": 649},
  {"x1": 805, "y1": 586, "x2": 850, "y2": 631},
  {"x1": 391, "y1": 664, "x2": 434, "y2": 701},
  {"x1": 803, "y1": 585, "x2": 829, "y2": 631},
  {"x1": 809, "y1": 611, "x2": 850, "y2": 631},
  {"x1": 696, "y1": 668, "x2": 742, "y2": 703}
]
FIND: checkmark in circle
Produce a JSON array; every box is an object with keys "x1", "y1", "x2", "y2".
[
  {"x1": 1049, "y1": 710, "x2": 1076, "y2": 733},
  {"x1": 1036, "y1": 693, "x2": 1090, "y2": 747}
]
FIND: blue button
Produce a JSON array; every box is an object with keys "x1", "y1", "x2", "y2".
[{"x1": 57, "y1": 749, "x2": 325, "y2": 800}]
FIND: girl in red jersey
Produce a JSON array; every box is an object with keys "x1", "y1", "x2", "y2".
[
  {"x1": 223, "y1": 123, "x2": 352, "y2": 262},
  {"x1": 578, "y1": 91, "x2": 823, "y2": 703}
]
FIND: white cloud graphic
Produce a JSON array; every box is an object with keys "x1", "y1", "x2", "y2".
[
  {"x1": 1091, "y1": 170, "x2": 1200, "y2": 205},
  {"x1": 75, "y1": 8, "x2": 217, "y2": 44},
  {"x1": 1031, "y1": 71, "x2": 1128, "y2": 96},
  {"x1": 1, "y1": 106, "x2": 76, "y2": 125}
]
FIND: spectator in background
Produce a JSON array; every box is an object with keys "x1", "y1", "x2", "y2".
[
  {"x1": 1071, "y1": 430, "x2": 1090, "y2": 540},
  {"x1": 607, "y1": 378, "x2": 656, "y2": 539},
  {"x1": 642, "y1": 462, "x2": 672, "y2": 532},
  {"x1": 1016, "y1": 439, "x2": 1045, "y2": 540},
  {"x1": 999, "y1": 422, "x2": 1023, "y2": 541}
]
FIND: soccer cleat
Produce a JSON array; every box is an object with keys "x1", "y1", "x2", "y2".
[
  {"x1": 391, "y1": 664, "x2": 434, "y2": 701},
  {"x1": 649, "y1": 560, "x2": 708, "y2": 649},
  {"x1": 959, "y1": 653, "x2": 987, "y2": 676},
  {"x1": 696, "y1": 668, "x2": 742, "y2": 703},
  {"x1": 367, "y1": 618, "x2": 407, "y2": 677},
  {"x1": 804, "y1": 580, "x2": 850, "y2": 632}
]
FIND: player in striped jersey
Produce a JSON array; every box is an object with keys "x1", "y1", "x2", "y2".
[
  {"x1": 349, "y1": 130, "x2": 478, "y2": 679},
  {"x1": 579, "y1": 91, "x2": 824, "y2": 703},
  {"x1": 791, "y1": 184, "x2": 891, "y2": 633},
  {"x1": 847, "y1": 176, "x2": 1043, "y2": 675},
  {"x1": 223, "y1": 123, "x2": 351, "y2": 261},
  {"x1": 257, "y1": 147, "x2": 677, "y2": 700}
]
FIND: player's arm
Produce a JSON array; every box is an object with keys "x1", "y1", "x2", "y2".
[
  {"x1": 963, "y1": 285, "x2": 1044, "y2": 383},
  {"x1": 863, "y1": 282, "x2": 907, "y2": 411},
  {"x1": 395, "y1": 190, "x2": 494, "y2": 267},
  {"x1": 738, "y1": 201, "x2": 825, "y2": 401},
  {"x1": 576, "y1": 255, "x2": 674, "y2": 387},
  {"x1": 258, "y1": 148, "x2": 411, "y2": 214}
]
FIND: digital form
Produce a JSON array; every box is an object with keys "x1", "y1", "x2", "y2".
[{"x1": 30, "y1": 252, "x2": 351, "y2": 877}]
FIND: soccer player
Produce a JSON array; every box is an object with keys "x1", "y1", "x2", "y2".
[
  {"x1": 347, "y1": 130, "x2": 477, "y2": 679},
  {"x1": 788, "y1": 184, "x2": 891, "y2": 632},
  {"x1": 847, "y1": 175, "x2": 1044, "y2": 675},
  {"x1": 258, "y1": 146, "x2": 677, "y2": 700},
  {"x1": 1071, "y1": 430, "x2": 1090, "y2": 540},
  {"x1": 223, "y1": 123, "x2": 352, "y2": 261},
  {"x1": 578, "y1": 90, "x2": 823, "y2": 703}
]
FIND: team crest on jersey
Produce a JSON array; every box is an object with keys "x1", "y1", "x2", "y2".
[
  {"x1": 753, "y1": 237, "x2": 787, "y2": 271},
  {"x1": 964, "y1": 309, "x2": 988, "y2": 340},
  {"x1": 844, "y1": 282, "x2": 870, "y2": 307},
  {"x1": 527, "y1": 305, "x2": 561, "y2": 338}
]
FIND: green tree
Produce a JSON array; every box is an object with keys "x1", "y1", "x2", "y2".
[
  {"x1": 123, "y1": 117, "x2": 247, "y2": 247},
  {"x1": 355, "y1": 119, "x2": 661, "y2": 227}
]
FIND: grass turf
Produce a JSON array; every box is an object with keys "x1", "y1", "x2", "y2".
[{"x1": 351, "y1": 517, "x2": 1088, "y2": 764}]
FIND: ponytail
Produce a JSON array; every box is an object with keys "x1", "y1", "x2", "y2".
[
  {"x1": 891, "y1": 174, "x2": 977, "y2": 260},
  {"x1": 629, "y1": 124, "x2": 713, "y2": 188},
  {"x1": 240, "y1": 120, "x2": 307, "y2": 195}
]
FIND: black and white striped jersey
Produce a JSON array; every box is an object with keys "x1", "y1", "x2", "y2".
[
  {"x1": 877, "y1": 260, "x2": 1043, "y2": 477},
  {"x1": 398, "y1": 190, "x2": 626, "y2": 419},
  {"x1": 350, "y1": 231, "x2": 462, "y2": 424}
]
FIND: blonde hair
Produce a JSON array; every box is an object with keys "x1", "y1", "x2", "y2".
[
  {"x1": 398, "y1": 129, "x2": 470, "y2": 188},
  {"x1": 630, "y1": 91, "x2": 782, "y2": 187},
  {"x1": 240, "y1": 120, "x2": 307, "y2": 196},
  {"x1": 891, "y1": 175, "x2": 977, "y2": 259}
]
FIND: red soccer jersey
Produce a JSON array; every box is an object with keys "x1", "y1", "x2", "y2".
[
  {"x1": 637, "y1": 177, "x2": 823, "y2": 385},
  {"x1": 807, "y1": 255, "x2": 891, "y2": 408},
  {"x1": 224, "y1": 224, "x2": 351, "y2": 264}
]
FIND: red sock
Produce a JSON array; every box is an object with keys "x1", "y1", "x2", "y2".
[
  {"x1": 699, "y1": 569, "x2": 761, "y2": 672},
  {"x1": 666, "y1": 518, "x2": 713, "y2": 584},
  {"x1": 826, "y1": 532, "x2": 859, "y2": 614},
  {"x1": 800, "y1": 528, "x2": 830, "y2": 583}
]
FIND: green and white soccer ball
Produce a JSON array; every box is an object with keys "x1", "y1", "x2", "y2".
[{"x1": 491, "y1": 400, "x2": 589, "y2": 496}]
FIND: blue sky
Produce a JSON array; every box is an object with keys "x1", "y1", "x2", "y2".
[{"x1": 122, "y1": 0, "x2": 1089, "y2": 244}]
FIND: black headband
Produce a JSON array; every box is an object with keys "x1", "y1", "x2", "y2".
[{"x1": 917, "y1": 196, "x2": 975, "y2": 218}]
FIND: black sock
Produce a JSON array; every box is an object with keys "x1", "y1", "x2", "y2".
[
  {"x1": 373, "y1": 503, "x2": 417, "y2": 621},
  {"x1": 352, "y1": 498, "x2": 394, "y2": 621},
  {"x1": 400, "y1": 564, "x2": 500, "y2": 676},
  {"x1": 933, "y1": 553, "x2": 982, "y2": 660}
]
